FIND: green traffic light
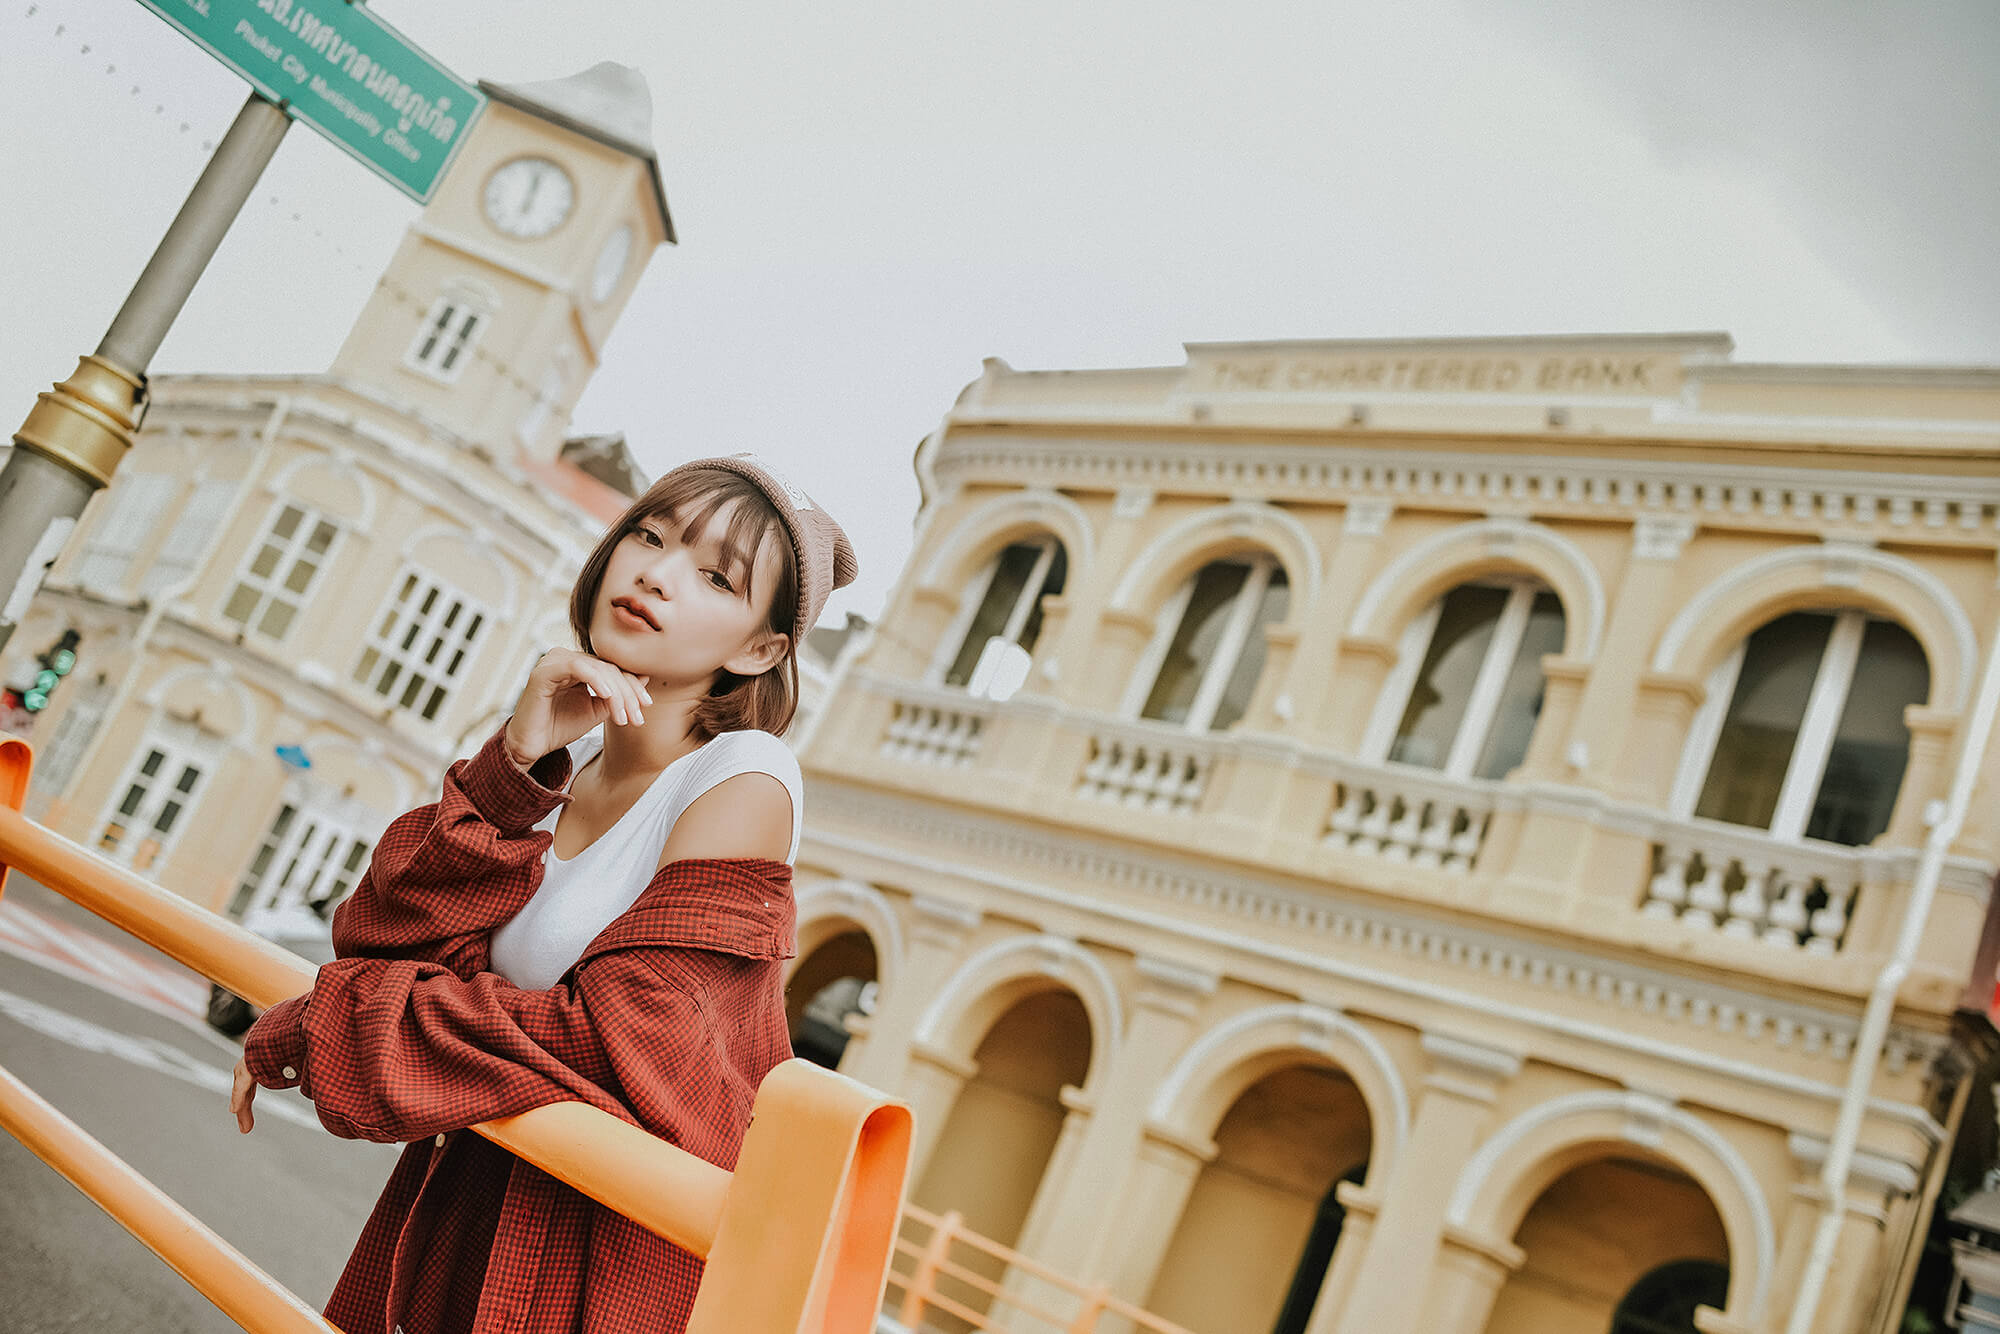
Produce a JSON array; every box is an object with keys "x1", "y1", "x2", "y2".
[
  {"x1": 34, "y1": 669, "x2": 58, "y2": 691},
  {"x1": 23, "y1": 690, "x2": 48, "y2": 711},
  {"x1": 51, "y1": 649, "x2": 75, "y2": 675}
]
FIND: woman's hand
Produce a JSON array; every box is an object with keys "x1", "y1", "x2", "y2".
[
  {"x1": 231, "y1": 1056, "x2": 258, "y2": 1134},
  {"x1": 502, "y1": 647, "x2": 654, "y2": 770}
]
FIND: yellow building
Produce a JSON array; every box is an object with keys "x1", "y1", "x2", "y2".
[
  {"x1": 794, "y1": 336, "x2": 2000, "y2": 1334},
  {"x1": 0, "y1": 63, "x2": 676, "y2": 925}
]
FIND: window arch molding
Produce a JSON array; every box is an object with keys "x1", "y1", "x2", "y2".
[
  {"x1": 1109, "y1": 500, "x2": 1321, "y2": 620},
  {"x1": 916, "y1": 488, "x2": 1095, "y2": 595},
  {"x1": 791, "y1": 878, "x2": 905, "y2": 998},
  {"x1": 1346, "y1": 518, "x2": 1605, "y2": 661},
  {"x1": 913, "y1": 933, "x2": 1123, "y2": 1098},
  {"x1": 142, "y1": 664, "x2": 260, "y2": 749},
  {"x1": 1444, "y1": 1091, "x2": 1775, "y2": 1326},
  {"x1": 297, "y1": 732, "x2": 413, "y2": 816},
  {"x1": 1651, "y1": 543, "x2": 1974, "y2": 713},
  {"x1": 399, "y1": 524, "x2": 522, "y2": 619},
  {"x1": 1147, "y1": 1003, "x2": 1409, "y2": 1178},
  {"x1": 268, "y1": 450, "x2": 378, "y2": 533}
]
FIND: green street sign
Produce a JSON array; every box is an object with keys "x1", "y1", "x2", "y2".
[{"x1": 134, "y1": 0, "x2": 484, "y2": 202}]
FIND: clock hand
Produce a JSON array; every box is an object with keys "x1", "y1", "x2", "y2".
[{"x1": 520, "y1": 173, "x2": 542, "y2": 216}]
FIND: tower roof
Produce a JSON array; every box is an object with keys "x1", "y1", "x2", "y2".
[{"x1": 480, "y1": 62, "x2": 676, "y2": 243}]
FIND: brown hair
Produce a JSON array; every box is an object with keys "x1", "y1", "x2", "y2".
[{"x1": 569, "y1": 467, "x2": 801, "y2": 740}]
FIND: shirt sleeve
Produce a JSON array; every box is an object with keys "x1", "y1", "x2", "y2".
[
  {"x1": 241, "y1": 946, "x2": 743, "y2": 1153},
  {"x1": 329, "y1": 721, "x2": 574, "y2": 978}
]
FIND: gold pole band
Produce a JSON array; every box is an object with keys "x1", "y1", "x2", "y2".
[{"x1": 10, "y1": 354, "x2": 146, "y2": 488}]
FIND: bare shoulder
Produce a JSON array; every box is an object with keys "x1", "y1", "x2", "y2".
[{"x1": 655, "y1": 771, "x2": 794, "y2": 869}]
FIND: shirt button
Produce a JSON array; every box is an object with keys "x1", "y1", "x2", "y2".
[
  {"x1": 281, "y1": 1065, "x2": 297, "y2": 1080},
  {"x1": 435, "y1": 1133, "x2": 447, "y2": 1147}
]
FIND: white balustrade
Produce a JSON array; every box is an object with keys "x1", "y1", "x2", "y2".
[
  {"x1": 1320, "y1": 772, "x2": 1494, "y2": 872},
  {"x1": 1639, "y1": 828, "x2": 1861, "y2": 954},
  {"x1": 880, "y1": 699, "x2": 987, "y2": 766},
  {"x1": 1076, "y1": 730, "x2": 1213, "y2": 814}
]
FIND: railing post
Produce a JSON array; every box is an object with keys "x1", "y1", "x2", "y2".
[
  {"x1": 0, "y1": 736, "x2": 32, "y2": 901},
  {"x1": 901, "y1": 1208, "x2": 961, "y2": 1326},
  {"x1": 1069, "y1": 1282, "x2": 1111, "y2": 1333}
]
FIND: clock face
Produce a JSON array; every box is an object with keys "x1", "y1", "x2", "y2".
[
  {"x1": 591, "y1": 225, "x2": 634, "y2": 303},
  {"x1": 482, "y1": 157, "x2": 574, "y2": 239}
]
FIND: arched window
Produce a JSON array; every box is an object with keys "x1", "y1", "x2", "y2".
[
  {"x1": 1609, "y1": 1258, "x2": 1729, "y2": 1334},
  {"x1": 1133, "y1": 555, "x2": 1290, "y2": 732},
  {"x1": 940, "y1": 537, "x2": 1067, "y2": 701},
  {"x1": 1369, "y1": 580, "x2": 1564, "y2": 780},
  {"x1": 1675, "y1": 610, "x2": 1929, "y2": 846}
]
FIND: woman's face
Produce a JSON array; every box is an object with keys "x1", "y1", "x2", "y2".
[{"x1": 589, "y1": 497, "x2": 791, "y2": 687}]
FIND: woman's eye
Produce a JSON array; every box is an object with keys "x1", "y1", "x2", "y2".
[
  {"x1": 634, "y1": 527, "x2": 662, "y2": 546},
  {"x1": 706, "y1": 570, "x2": 733, "y2": 591}
]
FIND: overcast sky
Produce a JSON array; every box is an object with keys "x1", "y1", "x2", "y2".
[{"x1": 3, "y1": 0, "x2": 1994, "y2": 625}]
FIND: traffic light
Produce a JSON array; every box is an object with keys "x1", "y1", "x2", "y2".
[{"x1": 21, "y1": 630, "x2": 79, "y2": 713}]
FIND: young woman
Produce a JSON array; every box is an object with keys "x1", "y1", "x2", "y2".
[{"x1": 228, "y1": 454, "x2": 857, "y2": 1334}]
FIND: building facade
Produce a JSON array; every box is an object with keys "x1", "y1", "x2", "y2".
[
  {"x1": 0, "y1": 63, "x2": 675, "y2": 928},
  {"x1": 792, "y1": 335, "x2": 2000, "y2": 1334}
]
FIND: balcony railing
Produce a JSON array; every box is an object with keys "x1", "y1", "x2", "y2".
[
  {"x1": 1637, "y1": 819, "x2": 1866, "y2": 954},
  {"x1": 1076, "y1": 724, "x2": 1215, "y2": 814},
  {"x1": 1318, "y1": 765, "x2": 1496, "y2": 872},
  {"x1": 839, "y1": 673, "x2": 1958, "y2": 965},
  {"x1": 882, "y1": 696, "x2": 993, "y2": 767}
]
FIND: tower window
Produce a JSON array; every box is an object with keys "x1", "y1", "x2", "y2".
[{"x1": 405, "y1": 290, "x2": 492, "y2": 384}]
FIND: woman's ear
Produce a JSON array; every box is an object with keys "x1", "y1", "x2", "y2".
[{"x1": 723, "y1": 629, "x2": 790, "y2": 678}]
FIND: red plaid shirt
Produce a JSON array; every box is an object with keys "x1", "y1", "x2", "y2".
[{"x1": 242, "y1": 725, "x2": 797, "y2": 1334}]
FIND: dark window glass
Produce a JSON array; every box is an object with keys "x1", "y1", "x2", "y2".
[
  {"x1": 1807, "y1": 620, "x2": 1929, "y2": 846},
  {"x1": 1695, "y1": 612, "x2": 1832, "y2": 830},
  {"x1": 945, "y1": 543, "x2": 1044, "y2": 688},
  {"x1": 1609, "y1": 1258, "x2": 1729, "y2": 1334},
  {"x1": 1142, "y1": 562, "x2": 1250, "y2": 726},
  {"x1": 1391, "y1": 585, "x2": 1508, "y2": 770},
  {"x1": 1474, "y1": 592, "x2": 1566, "y2": 780},
  {"x1": 1209, "y1": 568, "x2": 1289, "y2": 732}
]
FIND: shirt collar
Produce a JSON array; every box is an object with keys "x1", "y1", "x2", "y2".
[{"x1": 578, "y1": 857, "x2": 796, "y2": 963}]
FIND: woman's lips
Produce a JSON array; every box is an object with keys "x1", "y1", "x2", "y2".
[{"x1": 610, "y1": 599, "x2": 659, "y2": 631}]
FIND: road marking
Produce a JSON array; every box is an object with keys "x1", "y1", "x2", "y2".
[
  {"x1": 0, "y1": 983, "x2": 323, "y2": 1133},
  {"x1": 0, "y1": 901, "x2": 208, "y2": 1023}
]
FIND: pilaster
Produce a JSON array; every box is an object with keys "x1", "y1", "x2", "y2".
[{"x1": 1332, "y1": 1031, "x2": 1523, "y2": 1334}]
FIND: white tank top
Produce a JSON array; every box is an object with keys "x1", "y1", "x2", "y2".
[{"x1": 488, "y1": 727, "x2": 803, "y2": 990}]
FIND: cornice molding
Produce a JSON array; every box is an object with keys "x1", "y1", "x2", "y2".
[{"x1": 927, "y1": 437, "x2": 2000, "y2": 539}]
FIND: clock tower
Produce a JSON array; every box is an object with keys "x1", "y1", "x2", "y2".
[{"x1": 328, "y1": 62, "x2": 674, "y2": 462}]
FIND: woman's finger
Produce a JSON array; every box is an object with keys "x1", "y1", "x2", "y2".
[
  {"x1": 607, "y1": 663, "x2": 646, "y2": 725},
  {"x1": 231, "y1": 1058, "x2": 256, "y2": 1134},
  {"x1": 586, "y1": 660, "x2": 632, "y2": 725}
]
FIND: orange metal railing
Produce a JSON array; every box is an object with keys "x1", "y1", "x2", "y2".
[
  {"x1": 0, "y1": 735, "x2": 912, "y2": 1333},
  {"x1": 885, "y1": 1204, "x2": 1198, "y2": 1334}
]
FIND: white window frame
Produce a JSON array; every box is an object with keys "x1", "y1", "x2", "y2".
[
  {"x1": 1670, "y1": 608, "x2": 1877, "y2": 841},
  {"x1": 404, "y1": 290, "x2": 492, "y2": 384},
  {"x1": 29, "y1": 676, "x2": 110, "y2": 800},
  {"x1": 218, "y1": 498, "x2": 341, "y2": 643},
  {"x1": 140, "y1": 476, "x2": 241, "y2": 601},
  {"x1": 351, "y1": 567, "x2": 490, "y2": 723},
  {"x1": 69, "y1": 473, "x2": 177, "y2": 597},
  {"x1": 931, "y1": 537, "x2": 1063, "y2": 698},
  {"x1": 1361, "y1": 578, "x2": 1550, "y2": 780},
  {"x1": 93, "y1": 721, "x2": 221, "y2": 873},
  {"x1": 229, "y1": 789, "x2": 377, "y2": 923},
  {"x1": 1122, "y1": 553, "x2": 1283, "y2": 733}
]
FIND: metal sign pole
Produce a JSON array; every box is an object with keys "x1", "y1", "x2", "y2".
[{"x1": 0, "y1": 90, "x2": 290, "y2": 659}]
